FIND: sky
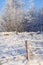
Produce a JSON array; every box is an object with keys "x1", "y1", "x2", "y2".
[
  {"x1": 0, "y1": 0, "x2": 43, "y2": 11},
  {"x1": 0, "y1": 0, "x2": 5, "y2": 11}
]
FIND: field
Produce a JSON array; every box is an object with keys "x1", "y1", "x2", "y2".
[{"x1": 0, "y1": 32, "x2": 43, "y2": 65}]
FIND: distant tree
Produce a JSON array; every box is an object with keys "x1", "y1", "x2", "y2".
[
  {"x1": 23, "y1": 0, "x2": 36, "y2": 32},
  {"x1": 37, "y1": 7, "x2": 43, "y2": 32}
]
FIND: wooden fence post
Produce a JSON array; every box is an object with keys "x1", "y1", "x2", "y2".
[
  {"x1": 25, "y1": 40, "x2": 28, "y2": 60},
  {"x1": 0, "y1": 61, "x2": 2, "y2": 65}
]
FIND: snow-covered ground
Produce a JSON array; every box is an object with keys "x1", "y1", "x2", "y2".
[{"x1": 0, "y1": 32, "x2": 43, "y2": 65}]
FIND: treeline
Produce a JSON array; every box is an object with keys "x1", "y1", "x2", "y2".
[{"x1": 0, "y1": 0, "x2": 43, "y2": 32}]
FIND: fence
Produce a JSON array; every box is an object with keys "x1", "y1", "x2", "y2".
[{"x1": 10, "y1": 40, "x2": 43, "y2": 60}]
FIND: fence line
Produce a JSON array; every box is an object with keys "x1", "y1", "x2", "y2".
[{"x1": 5, "y1": 40, "x2": 43, "y2": 60}]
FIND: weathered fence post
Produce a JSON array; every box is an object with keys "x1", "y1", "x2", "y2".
[
  {"x1": 25, "y1": 40, "x2": 28, "y2": 60},
  {"x1": 0, "y1": 61, "x2": 2, "y2": 65}
]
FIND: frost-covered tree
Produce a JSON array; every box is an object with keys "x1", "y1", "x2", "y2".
[
  {"x1": 23, "y1": 0, "x2": 35, "y2": 31},
  {"x1": 0, "y1": 0, "x2": 43, "y2": 32},
  {"x1": 0, "y1": 15, "x2": 5, "y2": 31},
  {"x1": 37, "y1": 7, "x2": 43, "y2": 32},
  {"x1": 2, "y1": 0, "x2": 24, "y2": 32}
]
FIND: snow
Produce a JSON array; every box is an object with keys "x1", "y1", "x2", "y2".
[{"x1": 0, "y1": 32, "x2": 43, "y2": 65}]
